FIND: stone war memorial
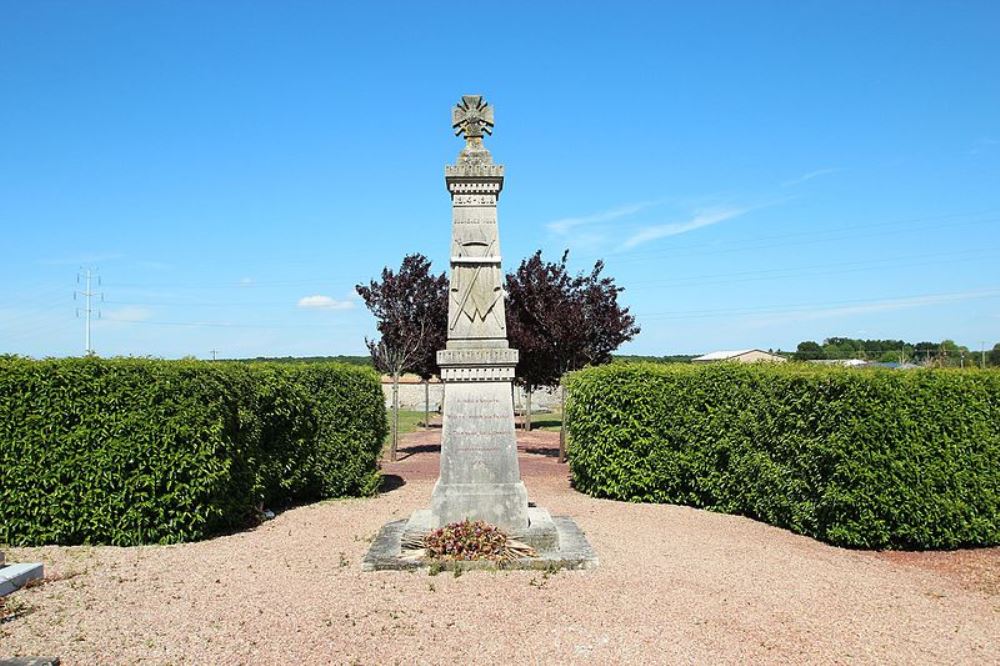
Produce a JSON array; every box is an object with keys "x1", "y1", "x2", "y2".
[{"x1": 364, "y1": 96, "x2": 596, "y2": 571}]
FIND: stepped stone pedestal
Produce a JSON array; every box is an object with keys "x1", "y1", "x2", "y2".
[{"x1": 429, "y1": 349, "x2": 530, "y2": 533}]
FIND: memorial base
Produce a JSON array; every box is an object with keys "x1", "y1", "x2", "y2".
[
  {"x1": 402, "y1": 505, "x2": 560, "y2": 553},
  {"x1": 430, "y1": 374, "x2": 530, "y2": 532},
  {"x1": 429, "y1": 481, "x2": 529, "y2": 533},
  {"x1": 362, "y1": 515, "x2": 597, "y2": 572}
]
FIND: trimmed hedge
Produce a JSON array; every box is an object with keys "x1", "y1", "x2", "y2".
[
  {"x1": 0, "y1": 357, "x2": 387, "y2": 546},
  {"x1": 566, "y1": 363, "x2": 1000, "y2": 549}
]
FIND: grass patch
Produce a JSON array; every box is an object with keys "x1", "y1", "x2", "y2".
[
  {"x1": 529, "y1": 410, "x2": 563, "y2": 431},
  {"x1": 390, "y1": 410, "x2": 427, "y2": 437},
  {"x1": 382, "y1": 410, "x2": 430, "y2": 453}
]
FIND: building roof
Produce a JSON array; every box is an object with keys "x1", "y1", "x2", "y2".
[
  {"x1": 808, "y1": 358, "x2": 869, "y2": 367},
  {"x1": 873, "y1": 361, "x2": 921, "y2": 370},
  {"x1": 693, "y1": 349, "x2": 771, "y2": 361}
]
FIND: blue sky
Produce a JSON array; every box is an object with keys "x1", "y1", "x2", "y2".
[{"x1": 2, "y1": 1, "x2": 999, "y2": 359}]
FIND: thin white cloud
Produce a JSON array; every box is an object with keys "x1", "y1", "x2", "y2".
[
  {"x1": 744, "y1": 288, "x2": 1000, "y2": 328},
  {"x1": 135, "y1": 260, "x2": 173, "y2": 271},
  {"x1": 102, "y1": 306, "x2": 153, "y2": 322},
  {"x1": 297, "y1": 295, "x2": 354, "y2": 311},
  {"x1": 619, "y1": 207, "x2": 750, "y2": 250},
  {"x1": 40, "y1": 252, "x2": 125, "y2": 267},
  {"x1": 547, "y1": 201, "x2": 658, "y2": 234},
  {"x1": 781, "y1": 168, "x2": 841, "y2": 188},
  {"x1": 969, "y1": 137, "x2": 1000, "y2": 156},
  {"x1": 793, "y1": 289, "x2": 1000, "y2": 320}
]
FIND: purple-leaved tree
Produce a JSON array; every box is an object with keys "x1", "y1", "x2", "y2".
[
  {"x1": 505, "y1": 250, "x2": 639, "y2": 460},
  {"x1": 356, "y1": 254, "x2": 448, "y2": 461}
]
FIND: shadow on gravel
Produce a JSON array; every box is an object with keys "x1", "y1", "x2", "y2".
[
  {"x1": 394, "y1": 443, "x2": 441, "y2": 460},
  {"x1": 522, "y1": 446, "x2": 560, "y2": 458},
  {"x1": 379, "y1": 474, "x2": 406, "y2": 493}
]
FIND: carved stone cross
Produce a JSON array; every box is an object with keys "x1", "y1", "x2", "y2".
[{"x1": 452, "y1": 95, "x2": 494, "y2": 140}]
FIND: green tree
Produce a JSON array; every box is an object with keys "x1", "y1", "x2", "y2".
[
  {"x1": 988, "y1": 343, "x2": 1000, "y2": 367},
  {"x1": 823, "y1": 337, "x2": 863, "y2": 359},
  {"x1": 793, "y1": 341, "x2": 824, "y2": 361},
  {"x1": 913, "y1": 341, "x2": 938, "y2": 365}
]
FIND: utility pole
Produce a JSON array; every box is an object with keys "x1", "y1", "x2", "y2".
[
  {"x1": 983, "y1": 341, "x2": 987, "y2": 369},
  {"x1": 210, "y1": 349, "x2": 218, "y2": 361},
  {"x1": 74, "y1": 268, "x2": 102, "y2": 356}
]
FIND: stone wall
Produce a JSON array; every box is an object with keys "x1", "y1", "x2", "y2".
[{"x1": 381, "y1": 381, "x2": 561, "y2": 412}]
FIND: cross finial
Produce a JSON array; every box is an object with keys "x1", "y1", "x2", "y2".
[{"x1": 452, "y1": 95, "x2": 494, "y2": 141}]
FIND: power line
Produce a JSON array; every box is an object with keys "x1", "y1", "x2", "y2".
[
  {"x1": 83, "y1": 211, "x2": 1000, "y2": 293},
  {"x1": 101, "y1": 299, "x2": 319, "y2": 308},
  {"x1": 588, "y1": 211, "x2": 1000, "y2": 264},
  {"x1": 625, "y1": 246, "x2": 1000, "y2": 290},
  {"x1": 101, "y1": 316, "x2": 344, "y2": 330},
  {"x1": 0, "y1": 302, "x2": 75, "y2": 343},
  {"x1": 106, "y1": 275, "x2": 359, "y2": 290},
  {"x1": 633, "y1": 287, "x2": 1000, "y2": 320},
  {"x1": 92, "y1": 247, "x2": 1000, "y2": 307}
]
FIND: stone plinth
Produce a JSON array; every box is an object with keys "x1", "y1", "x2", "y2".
[
  {"x1": 402, "y1": 506, "x2": 559, "y2": 552},
  {"x1": 364, "y1": 516, "x2": 597, "y2": 572},
  {"x1": 429, "y1": 348, "x2": 529, "y2": 531}
]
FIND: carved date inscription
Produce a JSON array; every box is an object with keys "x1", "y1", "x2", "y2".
[{"x1": 453, "y1": 194, "x2": 496, "y2": 206}]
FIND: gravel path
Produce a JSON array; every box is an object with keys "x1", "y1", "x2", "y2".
[{"x1": 3, "y1": 428, "x2": 997, "y2": 665}]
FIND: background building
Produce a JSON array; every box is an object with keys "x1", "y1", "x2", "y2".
[{"x1": 692, "y1": 349, "x2": 788, "y2": 364}]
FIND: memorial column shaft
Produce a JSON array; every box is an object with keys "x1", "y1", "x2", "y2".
[{"x1": 429, "y1": 100, "x2": 529, "y2": 531}]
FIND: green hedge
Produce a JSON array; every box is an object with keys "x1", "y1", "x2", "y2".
[
  {"x1": 566, "y1": 363, "x2": 1000, "y2": 549},
  {"x1": 0, "y1": 357, "x2": 387, "y2": 546}
]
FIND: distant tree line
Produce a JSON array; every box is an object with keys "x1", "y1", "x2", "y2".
[
  {"x1": 612, "y1": 354, "x2": 698, "y2": 364},
  {"x1": 241, "y1": 355, "x2": 373, "y2": 366},
  {"x1": 793, "y1": 337, "x2": 1000, "y2": 367}
]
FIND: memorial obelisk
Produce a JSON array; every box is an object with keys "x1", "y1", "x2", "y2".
[
  {"x1": 365, "y1": 97, "x2": 598, "y2": 569},
  {"x1": 429, "y1": 95, "x2": 530, "y2": 531}
]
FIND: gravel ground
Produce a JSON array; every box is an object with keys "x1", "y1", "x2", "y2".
[{"x1": 2, "y1": 430, "x2": 997, "y2": 665}]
